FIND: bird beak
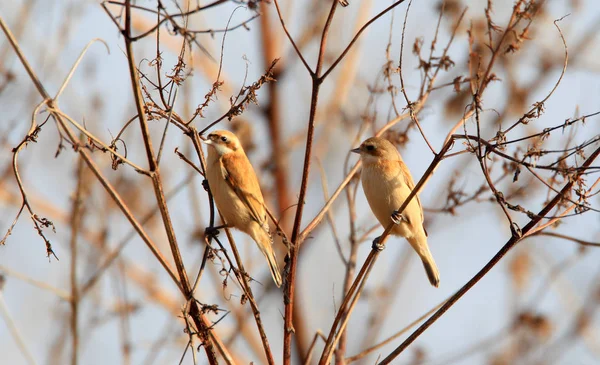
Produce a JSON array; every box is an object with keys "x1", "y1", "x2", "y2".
[
  {"x1": 198, "y1": 134, "x2": 211, "y2": 144},
  {"x1": 350, "y1": 147, "x2": 361, "y2": 154},
  {"x1": 202, "y1": 138, "x2": 213, "y2": 145}
]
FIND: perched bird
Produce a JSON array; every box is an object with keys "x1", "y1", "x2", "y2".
[
  {"x1": 203, "y1": 130, "x2": 282, "y2": 287},
  {"x1": 352, "y1": 137, "x2": 440, "y2": 287}
]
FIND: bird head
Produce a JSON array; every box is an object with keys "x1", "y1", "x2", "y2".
[
  {"x1": 351, "y1": 137, "x2": 400, "y2": 163},
  {"x1": 203, "y1": 130, "x2": 242, "y2": 156}
]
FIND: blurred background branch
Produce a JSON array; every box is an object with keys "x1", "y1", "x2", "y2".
[{"x1": 1, "y1": 0, "x2": 599, "y2": 364}]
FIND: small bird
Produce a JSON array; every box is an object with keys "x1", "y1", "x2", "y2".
[
  {"x1": 203, "y1": 130, "x2": 282, "y2": 287},
  {"x1": 352, "y1": 137, "x2": 440, "y2": 287}
]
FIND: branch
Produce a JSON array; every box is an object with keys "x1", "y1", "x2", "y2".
[
  {"x1": 283, "y1": 0, "x2": 340, "y2": 362},
  {"x1": 378, "y1": 145, "x2": 600, "y2": 364},
  {"x1": 321, "y1": 0, "x2": 408, "y2": 80},
  {"x1": 123, "y1": 1, "x2": 222, "y2": 362},
  {"x1": 189, "y1": 128, "x2": 276, "y2": 364}
]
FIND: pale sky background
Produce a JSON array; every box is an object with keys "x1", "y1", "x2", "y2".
[{"x1": 1, "y1": 0, "x2": 600, "y2": 364}]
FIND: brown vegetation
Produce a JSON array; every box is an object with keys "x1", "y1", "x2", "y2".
[{"x1": 1, "y1": 0, "x2": 599, "y2": 364}]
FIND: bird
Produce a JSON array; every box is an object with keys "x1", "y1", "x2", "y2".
[
  {"x1": 203, "y1": 130, "x2": 282, "y2": 287},
  {"x1": 352, "y1": 137, "x2": 440, "y2": 287}
]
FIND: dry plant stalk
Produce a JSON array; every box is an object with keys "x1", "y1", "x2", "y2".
[{"x1": 1, "y1": 1, "x2": 599, "y2": 365}]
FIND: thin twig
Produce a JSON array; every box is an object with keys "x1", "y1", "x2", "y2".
[
  {"x1": 123, "y1": 1, "x2": 224, "y2": 362},
  {"x1": 345, "y1": 297, "x2": 448, "y2": 363},
  {"x1": 533, "y1": 231, "x2": 600, "y2": 248},
  {"x1": 378, "y1": 145, "x2": 600, "y2": 364},
  {"x1": 69, "y1": 152, "x2": 86, "y2": 365},
  {"x1": 0, "y1": 290, "x2": 37, "y2": 365}
]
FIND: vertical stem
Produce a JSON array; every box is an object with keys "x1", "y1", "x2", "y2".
[
  {"x1": 223, "y1": 228, "x2": 275, "y2": 365},
  {"x1": 320, "y1": 252, "x2": 378, "y2": 365},
  {"x1": 1, "y1": 12, "x2": 235, "y2": 364},
  {"x1": 335, "y1": 184, "x2": 360, "y2": 364},
  {"x1": 123, "y1": 2, "x2": 220, "y2": 363},
  {"x1": 69, "y1": 155, "x2": 85, "y2": 365},
  {"x1": 283, "y1": 77, "x2": 320, "y2": 364},
  {"x1": 259, "y1": 2, "x2": 290, "y2": 216},
  {"x1": 284, "y1": 2, "x2": 338, "y2": 363},
  {"x1": 124, "y1": 1, "x2": 158, "y2": 172},
  {"x1": 0, "y1": 291, "x2": 37, "y2": 365},
  {"x1": 114, "y1": 259, "x2": 133, "y2": 365}
]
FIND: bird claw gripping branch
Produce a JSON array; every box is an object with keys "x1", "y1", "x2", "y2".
[
  {"x1": 371, "y1": 236, "x2": 386, "y2": 252},
  {"x1": 391, "y1": 210, "x2": 408, "y2": 225},
  {"x1": 204, "y1": 226, "x2": 221, "y2": 239}
]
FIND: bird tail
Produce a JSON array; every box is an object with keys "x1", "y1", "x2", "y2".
[
  {"x1": 255, "y1": 229, "x2": 283, "y2": 288},
  {"x1": 264, "y1": 248, "x2": 283, "y2": 288},
  {"x1": 408, "y1": 234, "x2": 440, "y2": 288}
]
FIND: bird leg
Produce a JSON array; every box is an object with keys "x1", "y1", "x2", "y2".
[
  {"x1": 391, "y1": 210, "x2": 408, "y2": 225},
  {"x1": 204, "y1": 224, "x2": 229, "y2": 239},
  {"x1": 372, "y1": 236, "x2": 386, "y2": 251}
]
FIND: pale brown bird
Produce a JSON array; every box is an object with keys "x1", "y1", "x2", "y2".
[
  {"x1": 352, "y1": 137, "x2": 440, "y2": 287},
  {"x1": 203, "y1": 130, "x2": 282, "y2": 287}
]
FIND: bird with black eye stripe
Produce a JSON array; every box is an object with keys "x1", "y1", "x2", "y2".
[
  {"x1": 352, "y1": 137, "x2": 440, "y2": 287},
  {"x1": 202, "y1": 130, "x2": 282, "y2": 287}
]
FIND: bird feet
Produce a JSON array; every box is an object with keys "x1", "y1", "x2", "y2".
[
  {"x1": 391, "y1": 210, "x2": 407, "y2": 225},
  {"x1": 372, "y1": 236, "x2": 385, "y2": 252},
  {"x1": 205, "y1": 224, "x2": 230, "y2": 239},
  {"x1": 204, "y1": 226, "x2": 221, "y2": 239}
]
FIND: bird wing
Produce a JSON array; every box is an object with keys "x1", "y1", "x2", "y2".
[
  {"x1": 219, "y1": 153, "x2": 270, "y2": 232},
  {"x1": 398, "y1": 159, "x2": 427, "y2": 235}
]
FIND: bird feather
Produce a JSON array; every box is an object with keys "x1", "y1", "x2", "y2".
[{"x1": 219, "y1": 153, "x2": 271, "y2": 235}]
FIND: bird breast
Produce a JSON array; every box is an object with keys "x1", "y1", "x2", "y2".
[
  {"x1": 361, "y1": 161, "x2": 416, "y2": 238},
  {"x1": 206, "y1": 155, "x2": 252, "y2": 230}
]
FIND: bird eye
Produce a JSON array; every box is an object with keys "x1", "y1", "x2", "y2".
[
  {"x1": 366, "y1": 145, "x2": 375, "y2": 151},
  {"x1": 221, "y1": 136, "x2": 228, "y2": 142}
]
